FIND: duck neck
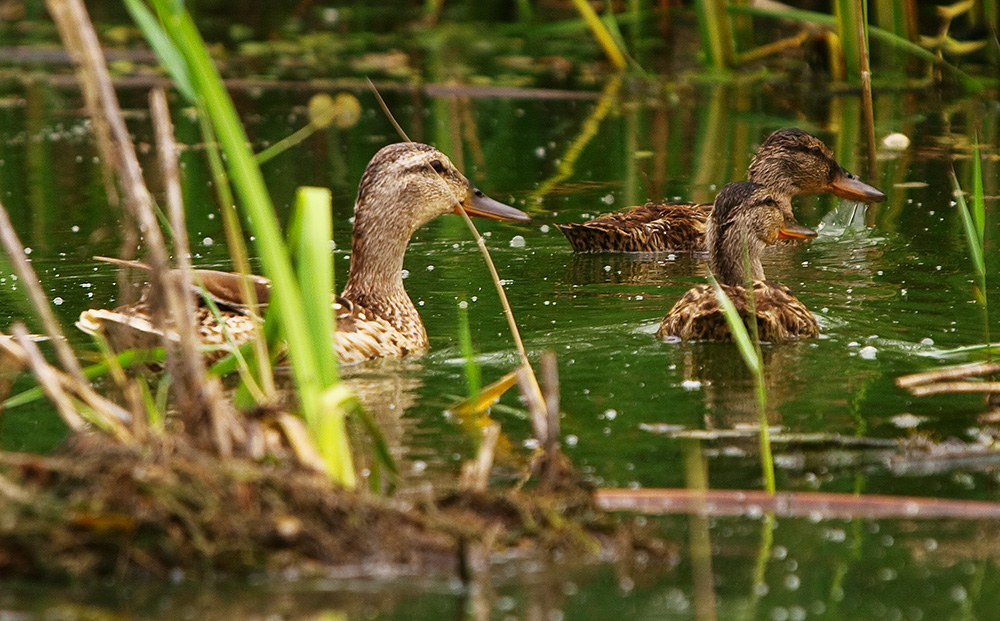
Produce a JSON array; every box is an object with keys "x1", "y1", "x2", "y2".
[
  {"x1": 706, "y1": 218, "x2": 765, "y2": 287},
  {"x1": 341, "y1": 201, "x2": 425, "y2": 345},
  {"x1": 747, "y1": 158, "x2": 801, "y2": 198}
]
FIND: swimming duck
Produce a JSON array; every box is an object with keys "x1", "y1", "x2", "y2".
[
  {"x1": 558, "y1": 128, "x2": 885, "y2": 253},
  {"x1": 656, "y1": 181, "x2": 820, "y2": 342},
  {"x1": 77, "y1": 142, "x2": 531, "y2": 364}
]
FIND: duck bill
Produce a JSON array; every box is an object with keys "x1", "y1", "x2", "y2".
[
  {"x1": 826, "y1": 168, "x2": 886, "y2": 203},
  {"x1": 457, "y1": 188, "x2": 532, "y2": 223},
  {"x1": 778, "y1": 218, "x2": 818, "y2": 240}
]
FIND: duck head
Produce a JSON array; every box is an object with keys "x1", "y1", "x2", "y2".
[
  {"x1": 354, "y1": 142, "x2": 530, "y2": 236},
  {"x1": 748, "y1": 128, "x2": 886, "y2": 203},
  {"x1": 706, "y1": 181, "x2": 817, "y2": 287}
]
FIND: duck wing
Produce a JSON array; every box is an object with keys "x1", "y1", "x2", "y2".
[{"x1": 559, "y1": 202, "x2": 710, "y2": 253}]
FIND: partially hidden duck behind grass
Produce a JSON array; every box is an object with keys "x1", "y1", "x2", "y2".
[
  {"x1": 656, "y1": 181, "x2": 820, "y2": 342},
  {"x1": 77, "y1": 142, "x2": 531, "y2": 364},
  {"x1": 558, "y1": 128, "x2": 885, "y2": 253}
]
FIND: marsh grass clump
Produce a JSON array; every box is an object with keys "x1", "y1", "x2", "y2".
[{"x1": 0, "y1": 0, "x2": 674, "y2": 581}]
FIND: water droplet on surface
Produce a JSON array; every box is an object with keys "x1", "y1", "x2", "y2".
[
  {"x1": 859, "y1": 345, "x2": 877, "y2": 359},
  {"x1": 509, "y1": 235, "x2": 526, "y2": 248}
]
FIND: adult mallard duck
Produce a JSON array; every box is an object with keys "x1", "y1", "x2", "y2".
[
  {"x1": 656, "y1": 181, "x2": 820, "y2": 342},
  {"x1": 77, "y1": 142, "x2": 531, "y2": 364},
  {"x1": 558, "y1": 128, "x2": 885, "y2": 253}
]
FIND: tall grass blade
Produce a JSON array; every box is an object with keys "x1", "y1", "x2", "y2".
[
  {"x1": 695, "y1": 0, "x2": 735, "y2": 69},
  {"x1": 708, "y1": 275, "x2": 775, "y2": 494},
  {"x1": 457, "y1": 300, "x2": 481, "y2": 404},
  {"x1": 953, "y1": 141, "x2": 990, "y2": 356},
  {"x1": 122, "y1": 0, "x2": 195, "y2": 102},
  {"x1": 972, "y1": 141, "x2": 985, "y2": 247},
  {"x1": 568, "y1": 0, "x2": 628, "y2": 69},
  {"x1": 288, "y1": 187, "x2": 339, "y2": 385},
  {"x1": 141, "y1": 0, "x2": 355, "y2": 487},
  {"x1": 952, "y1": 172, "x2": 986, "y2": 282},
  {"x1": 834, "y1": 0, "x2": 862, "y2": 82}
]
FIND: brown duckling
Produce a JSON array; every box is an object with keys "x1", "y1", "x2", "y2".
[
  {"x1": 559, "y1": 128, "x2": 885, "y2": 253},
  {"x1": 656, "y1": 181, "x2": 820, "y2": 342},
  {"x1": 77, "y1": 142, "x2": 531, "y2": 364}
]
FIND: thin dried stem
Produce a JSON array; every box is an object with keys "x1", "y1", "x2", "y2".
[
  {"x1": 0, "y1": 198, "x2": 85, "y2": 382},
  {"x1": 907, "y1": 381, "x2": 1000, "y2": 397},
  {"x1": 540, "y1": 350, "x2": 560, "y2": 451},
  {"x1": 897, "y1": 362, "x2": 1000, "y2": 388},
  {"x1": 9, "y1": 326, "x2": 85, "y2": 432}
]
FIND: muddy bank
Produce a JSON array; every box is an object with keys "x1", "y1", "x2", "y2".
[{"x1": 0, "y1": 435, "x2": 675, "y2": 581}]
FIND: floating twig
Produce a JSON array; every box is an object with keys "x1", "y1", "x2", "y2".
[{"x1": 595, "y1": 488, "x2": 1000, "y2": 520}]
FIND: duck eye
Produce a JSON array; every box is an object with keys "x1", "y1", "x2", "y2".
[
  {"x1": 809, "y1": 146, "x2": 824, "y2": 157},
  {"x1": 429, "y1": 159, "x2": 445, "y2": 173}
]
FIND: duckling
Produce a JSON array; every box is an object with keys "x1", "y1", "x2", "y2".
[
  {"x1": 77, "y1": 142, "x2": 531, "y2": 364},
  {"x1": 656, "y1": 181, "x2": 819, "y2": 342},
  {"x1": 559, "y1": 128, "x2": 885, "y2": 253}
]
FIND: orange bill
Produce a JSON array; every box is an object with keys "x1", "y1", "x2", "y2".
[
  {"x1": 456, "y1": 187, "x2": 532, "y2": 223},
  {"x1": 779, "y1": 217, "x2": 818, "y2": 240},
  {"x1": 826, "y1": 168, "x2": 886, "y2": 203}
]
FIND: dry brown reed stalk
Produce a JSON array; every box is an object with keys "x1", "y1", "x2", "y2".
[
  {"x1": 149, "y1": 87, "x2": 235, "y2": 453},
  {"x1": 460, "y1": 421, "x2": 501, "y2": 491},
  {"x1": 541, "y1": 350, "x2": 560, "y2": 453},
  {"x1": 854, "y1": 0, "x2": 878, "y2": 182},
  {"x1": 897, "y1": 361, "x2": 1000, "y2": 388},
  {"x1": 48, "y1": 0, "x2": 228, "y2": 448},
  {"x1": 595, "y1": 488, "x2": 1000, "y2": 520},
  {"x1": 0, "y1": 326, "x2": 135, "y2": 442},
  {"x1": 8, "y1": 326, "x2": 85, "y2": 433},
  {"x1": 0, "y1": 199, "x2": 85, "y2": 382}
]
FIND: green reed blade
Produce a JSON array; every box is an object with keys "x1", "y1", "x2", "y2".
[
  {"x1": 568, "y1": 0, "x2": 628, "y2": 69},
  {"x1": 457, "y1": 299, "x2": 481, "y2": 404},
  {"x1": 952, "y1": 171, "x2": 985, "y2": 278},
  {"x1": 289, "y1": 187, "x2": 339, "y2": 385},
  {"x1": 833, "y1": 0, "x2": 862, "y2": 82},
  {"x1": 122, "y1": 0, "x2": 195, "y2": 101},
  {"x1": 709, "y1": 275, "x2": 775, "y2": 494},
  {"x1": 695, "y1": 0, "x2": 735, "y2": 69},
  {"x1": 972, "y1": 141, "x2": 985, "y2": 247},
  {"x1": 709, "y1": 275, "x2": 760, "y2": 376},
  {"x1": 141, "y1": 0, "x2": 354, "y2": 487}
]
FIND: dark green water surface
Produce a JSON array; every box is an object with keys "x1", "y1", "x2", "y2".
[{"x1": 1, "y1": 77, "x2": 999, "y2": 618}]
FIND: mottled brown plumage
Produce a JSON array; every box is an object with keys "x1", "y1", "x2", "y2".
[
  {"x1": 77, "y1": 142, "x2": 530, "y2": 364},
  {"x1": 560, "y1": 128, "x2": 885, "y2": 253},
  {"x1": 656, "y1": 181, "x2": 820, "y2": 342}
]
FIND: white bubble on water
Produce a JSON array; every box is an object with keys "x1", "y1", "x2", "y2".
[{"x1": 859, "y1": 345, "x2": 878, "y2": 359}]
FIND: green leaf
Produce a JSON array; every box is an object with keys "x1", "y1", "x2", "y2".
[
  {"x1": 952, "y1": 170, "x2": 985, "y2": 276},
  {"x1": 709, "y1": 275, "x2": 762, "y2": 376},
  {"x1": 122, "y1": 0, "x2": 196, "y2": 102},
  {"x1": 972, "y1": 140, "x2": 985, "y2": 247}
]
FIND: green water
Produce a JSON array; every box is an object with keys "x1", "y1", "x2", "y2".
[{"x1": 1, "y1": 74, "x2": 999, "y2": 618}]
